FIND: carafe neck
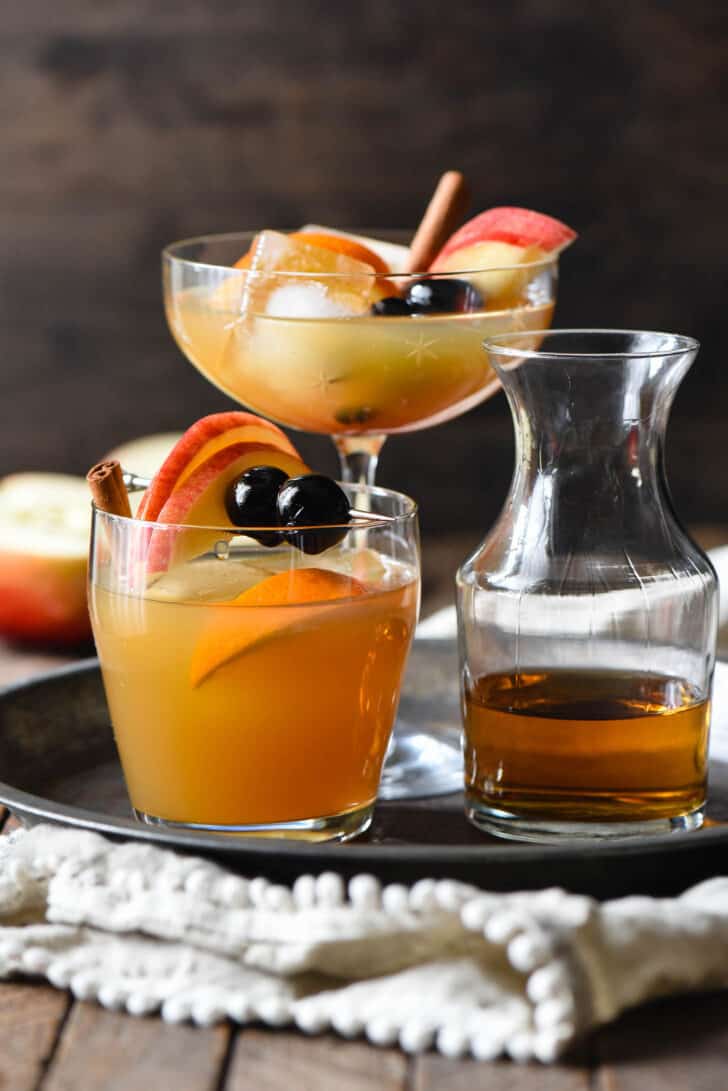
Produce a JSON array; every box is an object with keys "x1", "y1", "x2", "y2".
[{"x1": 492, "y1": 333, "x2": 698, "y2": 552}]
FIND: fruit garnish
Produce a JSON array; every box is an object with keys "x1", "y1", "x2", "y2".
[
  {"x1": 407, "y1": 277, "x2": 483, "y2": 314},
  {"x1": 299, "y1": 225, "x2": 411, "y2": 275},
  {"x1": 0, "y1": 473, "x2": 92, "y2": 645},
  {"x1": 147, "y1": 443, "x2": 308, "y2": 573},
  {"x1": 371, "y1": 296, "x2": 413, "y2": 316},
  {"x1": 240, "y1": 230, "x2": 379, "y2": 318},
  {"x1": 189, "y1": 567, "x2": 365, "y2": 687},
  {"x1": 225, "y1": 465, "x2": 290, "y2": 546},
  {"x1": 233, "y1": 231, "x2": 391, "y2": 276},
  {"x1": 433, "y1": 207, "x2": 577, "y2": 265},
  {"x1": 333, "y1": 407, "x2": 376, "y2": 426},
  {"x1": 370, "y1": 276, "x2": 484, "y2": 317},
  {"x1": 139, "y1": 412, "x2": 298, "y2": 524},
  {"x1": 289, "y1": 231, "x2": 391, "y2": 276},
  {"x1": 236, "y1": 567, "x2": 365, "y2": 606},
  {"x1": 276, "y1": 474, "x2": 351, "y2": 555},
  {"x1": 430, "y1": 206, "x2": 577, "y2": 307}
]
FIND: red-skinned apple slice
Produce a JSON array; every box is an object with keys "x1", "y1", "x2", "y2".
[
  {"x1": 140, "y1": 413, "x2": 299, "y2": 524},
  {"x1": 147, "y1": 443, "x2": 309, "y2": 573},
  {"x1": 0, "y1": 473, "x2": 92, "y2": 646},
  {"x1": 430, "y1": 206, "x2": 577, "y2": 307},
  {"x1": 432, "y1": 207, "x2": 577, "y2": 265}
]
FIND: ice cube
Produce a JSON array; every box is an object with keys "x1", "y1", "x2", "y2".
[
  {"x1": 241, "y1": 230, "x2": 376, "y2": 317},
  {"x1": 264, "y1": 282, "x2": 358, "y2": 319},
  {"x1": 318, "y1": 546, "x2": 387, "y2": 585}
]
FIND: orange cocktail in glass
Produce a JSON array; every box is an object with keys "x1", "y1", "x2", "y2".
[
  {"x1": 89, "y1": 483, "x2": 419, "y2": 841},
  {"x1": 164, "y1": 230, "x2": 558, "y2": 446},
  {"x1": 161, "y1": 211, "x2": 575, "y2": 802}
]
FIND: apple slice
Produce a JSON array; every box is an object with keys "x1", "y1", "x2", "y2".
[
  {"x1": 147, "y1": 442, "x2": 309, "y2": 573},
  {"x1": 0, "y1": 473, "x2": 92, "y2": 645},
  {"x1": 434, "y1": 207, "x2": 577, "y2": 263},
  {"x1": 139, "y1": 413, "x2": 299, "y2": 524},
  {"x1": 190, "y1": 567, "x2": 365, "y2": 686},
  {"x1": 430, "y1": 207, "x2": 577, "y2": 306}
]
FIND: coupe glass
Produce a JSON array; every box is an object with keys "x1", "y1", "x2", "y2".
[
  {"x1": 89, "y1": 483, "x2": 419, "y2": 842},
  {"x1": 162, "y1": 230, "x2": 561, "y2": 798}
]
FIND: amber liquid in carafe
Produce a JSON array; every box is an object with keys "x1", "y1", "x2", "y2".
[{"x1": 463, "y1": 669, "x2": 709, "y2": 821}]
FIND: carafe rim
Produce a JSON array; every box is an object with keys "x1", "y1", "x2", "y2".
[{"x1": 484, "y1": 328, "x2": 699, "y2": 361}]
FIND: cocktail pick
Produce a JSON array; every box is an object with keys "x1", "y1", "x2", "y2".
[{"x1": 405, "y1": 170, "x2": 471, "y2": 275}]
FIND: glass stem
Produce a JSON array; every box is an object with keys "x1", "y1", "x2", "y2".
[{"x1": 333, "y1": 435, "x2": 387, "y2": 487}]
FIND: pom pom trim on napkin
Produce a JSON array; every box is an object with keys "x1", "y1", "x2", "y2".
[{"x1": 1, "y1": 825, "x2": 728, "y2": 1063}]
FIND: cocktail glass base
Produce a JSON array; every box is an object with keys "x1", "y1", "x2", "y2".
[
  {"x1": 133, "y1": 801, "x2": 374, "y2": 843},
  {"x1": 378, "y1": 721, "x2": 463, "y2": 800},
  {"x1": 464, "y1": 796, "x2": 705, "y2": 843}
]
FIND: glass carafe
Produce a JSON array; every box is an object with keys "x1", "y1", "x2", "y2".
[{"x1": 457, "y1": 330, "x2": 717, "y2": 842}]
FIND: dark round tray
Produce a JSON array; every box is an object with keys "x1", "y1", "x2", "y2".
[{"x1": 2, "y1": 644, "x2": 728, "y2": 900}]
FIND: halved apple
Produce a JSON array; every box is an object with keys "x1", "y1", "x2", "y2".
[
  {"x1": 140, "y1": 413, "x2": 299, "y2": 524},
  {"x1": 0, "y1": 473, "x2": 92, "y2": 645},
  {"x1": 105, "y1": 433, "x2": 183, "y2": 481},
  {"x1": 146, "y1": 442, "x2": 309, "y2": 573},
  {"x1": 190, "y1": 567, "x2": 365, "y2": 686}
]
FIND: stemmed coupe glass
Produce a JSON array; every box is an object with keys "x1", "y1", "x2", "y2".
[{"x1": 162, "y1": 229, "x2": 561, "y2": 798}]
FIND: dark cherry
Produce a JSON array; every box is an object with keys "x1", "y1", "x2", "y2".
[
  {"x1": 225, "y1": 465, "x2": 289, "y2": 546},
  {"x1": 370, "y1": 296, "x2": 414, "y2": 316},
  {"x1": 406, "y1": 277, "x2": 484, "y2": 314},
  {"x1": 276, "y1": 474, "x2": 350, "y2": 554},
  {"x1": 334, "y1": 405, "x2": 375, "y2": 426}
]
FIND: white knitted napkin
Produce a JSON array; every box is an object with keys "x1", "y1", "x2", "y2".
[{"x1": 1, "y1": 825, "x2": 728, "y2": 1063}]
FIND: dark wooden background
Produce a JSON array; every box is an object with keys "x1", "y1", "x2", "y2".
[{"x1": 2, "y1": 1, "x2": 727, "y2": 535}]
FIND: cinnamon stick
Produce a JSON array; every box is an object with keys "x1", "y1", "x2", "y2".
[
  {"x1": 86, "y1": 459, "x2": 132, "y2": 518},
  {"x1": 405, "y1": 170, "x2": 471, "y2": 274}
]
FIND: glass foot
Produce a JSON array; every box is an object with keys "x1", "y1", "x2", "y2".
[
  {"x1": 133, "y1": 801, "x2": 373, "y2": 843},
  {"x1": 465, "y1": 796, "x2": 705, "y2": 843},
  {"x1": 377, "y1": 719, "x2": 463, "y2": 800}
]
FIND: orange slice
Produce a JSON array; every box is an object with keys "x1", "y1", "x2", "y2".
[
  {"x1": 289, "y1": 232, "x2": 391, "y2": 276},
  {"x1": 190, "y1": 568, "x2": 365, "y2": 686},
  {"x1": 236, "y1": 567, "x2": 366, "y2": 606},
  {"x1": 232, "y1": 230, "x2": 391, "y2": 277}
]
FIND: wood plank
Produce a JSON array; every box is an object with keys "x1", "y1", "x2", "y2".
[
  {"x1": 224, "y1": 1029, "x2": 408, "y2": 1091},
  {"x1": 0, "y1": 983, "x2": 69, "y2": 1091},
  {"x1": 595, "y1": 991, "x2": 728, "y2": 1091},
  {"x1": 414, "y1": 1050, "x2": 591, "y2": 1090},
  {"x1": 42, "y1": 1003, "x2": 230, "y2": 1091}
]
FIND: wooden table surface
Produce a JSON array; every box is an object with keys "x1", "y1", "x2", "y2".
[{"x1": 2, "y1": 529, "x2": 728, "y2": 1089}]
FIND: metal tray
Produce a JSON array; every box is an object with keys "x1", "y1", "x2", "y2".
[{"x1": 2, "y1": 641, "x2": 728, "y2": 900}]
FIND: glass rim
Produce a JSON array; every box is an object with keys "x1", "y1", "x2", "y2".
[
  {"x1": 162, "y1": 230, "x2": 559, "y2": 280},
  {"x1": 483, "y1": 328, "x2": 700, "y2": 360},
  {"x1": 92, "y1": 480, "x2": 418, "y2": 535}
]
